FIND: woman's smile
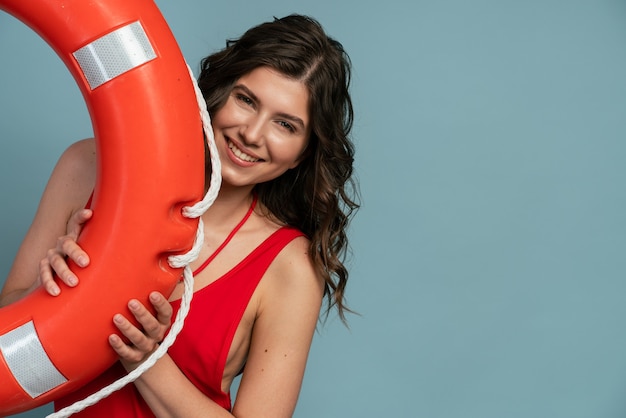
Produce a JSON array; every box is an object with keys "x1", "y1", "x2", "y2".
[{"x1": 227, "y1": 138, "x2": 262, "y2": 164}]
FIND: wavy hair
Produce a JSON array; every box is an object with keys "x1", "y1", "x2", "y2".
[{"x1": 197, "y1": 15, "x2": 359, "y2": 321}]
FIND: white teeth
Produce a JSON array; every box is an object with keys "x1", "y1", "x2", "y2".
[{"x1": 228, "y1": 140, "x2": 260, "y2": 162}]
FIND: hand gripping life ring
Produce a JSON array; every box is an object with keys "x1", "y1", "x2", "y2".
[{"x1": 0, "y1": 0, "x2": 205, "y2": 414}]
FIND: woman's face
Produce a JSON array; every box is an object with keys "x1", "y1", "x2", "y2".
[{"x1": 212, "y1": 66, "x2": 311, "y2": 188}]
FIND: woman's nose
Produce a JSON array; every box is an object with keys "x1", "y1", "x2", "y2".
[{"x1": 240, "y1": 115, "x2": 265, "y2": 145}]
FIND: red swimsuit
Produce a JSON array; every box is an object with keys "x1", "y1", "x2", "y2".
[{"x1": 55, "y1": 197, "x2": 304, "y2": 415}]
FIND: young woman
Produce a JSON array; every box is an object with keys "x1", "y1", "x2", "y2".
[{"x1": 0, "y1": 14, "x2": 357, "y2": 417}]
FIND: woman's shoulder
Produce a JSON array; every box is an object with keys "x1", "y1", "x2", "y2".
[
  {"x1": 254, "y1": 210, "x2": 313, "y2": 272},
  {"x1": 58, "y1": 138, "x2": 96, "y2": 172},
  {"x1": 254, "y1": 214, "x2": 311, "y2": 272},
  {"x1": 45, "y1": 138, "x2": 96, "y2": 210},
  {"x1": 260, "y1": 231, "x2": 323, "y2": 302},
  {"x1": 50, "y1": 139, "x2": 96, "y2": 187}
]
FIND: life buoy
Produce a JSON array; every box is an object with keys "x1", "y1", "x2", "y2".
[{"x1": 0, "y1": 0, "x2": 205, "y2": 414}]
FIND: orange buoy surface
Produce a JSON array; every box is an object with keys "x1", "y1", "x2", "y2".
[{"x1": 0, "y1": 0, "x2": 204, "y2": 414}]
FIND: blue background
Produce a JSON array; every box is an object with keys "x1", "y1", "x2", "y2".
[{"x1": 2, "y1": 0, "x2": 626, "y2": 416}]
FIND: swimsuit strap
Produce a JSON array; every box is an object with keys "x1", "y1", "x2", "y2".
[{"x1": 192, "y1": 194, "x2": 258, "y2": 276}]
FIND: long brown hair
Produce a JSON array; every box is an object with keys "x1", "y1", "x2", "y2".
[{"x1": 197, "y1": 15, "x2": 359, "y2": 322}]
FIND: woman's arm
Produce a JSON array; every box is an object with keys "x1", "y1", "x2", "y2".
[
  {"x1": 232, "y1": 236, "x2": 324, "y2": 417},
  {"x1": 0, "y1": 139, "x2": 96, "y2": 306}
]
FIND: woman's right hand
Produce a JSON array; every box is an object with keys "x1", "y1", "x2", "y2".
[{"x1": 39, "y1": 208, "x2": 93, "y2": 296}]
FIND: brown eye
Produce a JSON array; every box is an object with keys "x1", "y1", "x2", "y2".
[
  {"x1": 278, "y1": 120, "x2": 295, "y2": 133},
  {"x1": 236, "y1": 94, "x2": 254, "y2": 106}
]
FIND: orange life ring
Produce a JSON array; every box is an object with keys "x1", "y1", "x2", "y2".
[{"x1": 0, "y1": 0, "x2": 204, "y2": 414}]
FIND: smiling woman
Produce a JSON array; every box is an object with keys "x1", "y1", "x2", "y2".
[{"x1": 0, "y1": 12, "x2": 358, "y2": 418}]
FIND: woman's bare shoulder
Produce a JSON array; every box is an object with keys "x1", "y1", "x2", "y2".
[
  {"x1": 57, "y1": 138, "x2": 96, "y2": 178},
  {"x1": 262, "y1": 234, "x2": 323, "y2": 303},
  {"x1": 29, "y1": 137, "x2": 96, "y2": 239},
  {"x1": 47, "y1": 138, "x2": 96, "y2": 204}
]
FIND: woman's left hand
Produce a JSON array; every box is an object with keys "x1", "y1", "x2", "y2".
[{"x1": 109, "y1": 291, "x2": 173, "y2": 371}]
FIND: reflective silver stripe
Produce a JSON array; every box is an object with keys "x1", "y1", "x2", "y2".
[
  {"x1": 0, "y1": 321, "x2": 67, "y2": 398},
  {"x1": 73, "y1": 21, "x2": 156, "y2": 90}
]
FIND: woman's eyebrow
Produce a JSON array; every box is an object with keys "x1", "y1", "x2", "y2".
[{"x1": 233, "y1": 84, "x2": 259, "y2": 102}]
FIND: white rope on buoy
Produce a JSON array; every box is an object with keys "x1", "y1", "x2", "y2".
[{"x1": 48, "y1": 65, "x2": 221, "y2": 418}]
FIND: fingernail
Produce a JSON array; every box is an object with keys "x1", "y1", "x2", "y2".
[
  {"x1": 77, "y1": 256, "x2": 88, "y2": 267},
  {"x1": 50, "y1": 287, "x2": 60, "y2": 296},
  {"x1": 114, "y1": 314, "x2": 124, "y2": 324},
  {"x1": 129, "y1": 300, "x2": 140, "y2": 310},
  {"x1": 68, "y1": 276, "x2": 78, "y2": 286},
  {"x1": 150, "y1": 293, "x2": 160, "y2": 303}
]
